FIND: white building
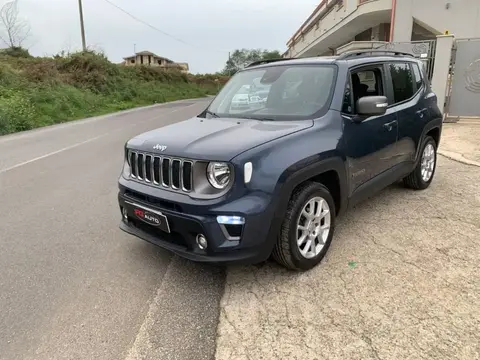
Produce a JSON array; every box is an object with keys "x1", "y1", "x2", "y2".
[{"x1": 285, "y1": 0, "x2": 480, "y2": 58}]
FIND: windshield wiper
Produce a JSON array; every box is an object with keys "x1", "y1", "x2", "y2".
[
  {"x1": 236, "y1": 115, "x2": 275, "y2": 121},
  {"x1": 205, "y1": 110, "x2": 219, "y2": 118}
]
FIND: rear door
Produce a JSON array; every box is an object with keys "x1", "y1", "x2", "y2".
[
  {"x1": 385, "y1": 61, "x2": 423, "y2": 166},
  {"x1": 342, "y1": 63, "x2": 399, "y2": 195}
]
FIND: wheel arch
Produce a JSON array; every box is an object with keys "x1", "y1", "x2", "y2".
[
  {"x1": 415, "y1": 118, "x2": 442, "y2": 163},
  {"x1": 264, "y1": 156, "x2": 348, "y2": 253}
]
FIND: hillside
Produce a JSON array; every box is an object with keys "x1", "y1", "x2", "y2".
[{"x1": 0, "y1": 50, "x2": 228, "y2": 135}]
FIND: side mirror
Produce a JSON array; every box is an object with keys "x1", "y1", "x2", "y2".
[{"x1": 356, "y1": 96, "x2": 388, "y2": 117}]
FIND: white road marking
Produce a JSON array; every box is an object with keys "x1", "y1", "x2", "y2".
[
  {"x1": 0, "y1": 134, "x2": 110, "y2": 174},
  {"x1": 0, "y1": 103, "x2": 199, "y2": 174}
]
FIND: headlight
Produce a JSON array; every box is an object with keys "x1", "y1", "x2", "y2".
[
  {"x1": 122, "y1": 146, "x2": 131, "y2": 178},
  {"x1": 122, "y1": 158, "x2": 131, "y2": 178},
  {"x1": 207, "y1": 162, "x2": 231, "y2": 189}
]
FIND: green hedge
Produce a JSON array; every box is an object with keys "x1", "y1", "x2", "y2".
[{"x1": 0, "y1": 50, "x2": 229, "y2": 135}]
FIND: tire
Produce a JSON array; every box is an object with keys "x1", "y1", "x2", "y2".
[
  {"x1": 403, "y1": 136, "x2": 437, "y2": 190},
  {"x1": 272, "y1": 182, "x2": 336, "y2": 271}
]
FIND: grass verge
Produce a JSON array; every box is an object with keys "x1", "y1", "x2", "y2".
[{"x1": 0, "y1": 50, "x2": 228, "y2": 135}]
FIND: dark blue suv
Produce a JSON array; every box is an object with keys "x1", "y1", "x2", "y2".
[{"x1": 118, "y1": 50, "x2": 442, "y2": 271}]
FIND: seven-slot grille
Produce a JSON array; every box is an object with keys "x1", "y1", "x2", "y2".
[{"x1": 128, "y1": 150, "x2": 193, "y2": 192}]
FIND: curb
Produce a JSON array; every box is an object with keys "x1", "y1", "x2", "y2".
[{"x1": 438, "y1": 150, "x2": 480, "y2": 167}]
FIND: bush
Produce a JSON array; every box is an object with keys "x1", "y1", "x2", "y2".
[
  {"x1": 0, "y1": 47, "x2": 32, "y2": 58},
  {"x1": 0, "y1": 87, "x2": 37, "y2": 134},
  {"x1": 0, "y1": 50, "x2": 223, "y2": 135}
]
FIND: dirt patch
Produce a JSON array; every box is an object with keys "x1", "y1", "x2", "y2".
[
  {"x1": 216, "y1": 157, "x2": 480, "y2": 360},
  {"x1": 440, "y1": 122, "x2": 480, "y2": 164}
]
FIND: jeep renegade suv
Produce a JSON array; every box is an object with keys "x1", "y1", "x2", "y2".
[{"x1": 118, "y1": 50, "x2": 442, "y2": 271}]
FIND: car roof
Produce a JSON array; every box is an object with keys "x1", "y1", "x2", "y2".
[{"x1": 245, "y1": 51, "x2": 422, "y2": 70}]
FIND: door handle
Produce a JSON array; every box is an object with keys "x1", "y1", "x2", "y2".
[
  {"x1": 416, "y1": 109, "x2": 427, "y2": 118},
  {"x1": 383, "y1": 121, "x2": 397, "y2": 131}
]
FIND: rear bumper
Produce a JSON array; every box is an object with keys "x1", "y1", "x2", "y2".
[{"x1": 117, "y1": 186, "x2": 276, "y2": 265}]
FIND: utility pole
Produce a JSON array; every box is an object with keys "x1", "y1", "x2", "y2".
[{"x1": 78, "y1": 0, "x2": 87, "y2": 51}]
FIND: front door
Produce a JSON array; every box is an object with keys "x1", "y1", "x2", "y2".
[{"x1": 341, "y1": 64, "x2": 399, "y2": 196}]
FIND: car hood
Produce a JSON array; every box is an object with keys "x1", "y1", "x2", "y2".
[{"x1": 127, "y1": 117, "x2": 313, "y2": 161}]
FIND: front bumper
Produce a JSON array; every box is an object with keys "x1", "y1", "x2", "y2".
[{"x1": 117, "y1": 184, "x2": 276, "y2": 265}]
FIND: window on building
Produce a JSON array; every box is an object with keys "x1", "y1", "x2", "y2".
[
  {"x1": 389, "y1": 63, "x2": 415, "y2": 103},
  {"x1": 141, "y1": 56, "x2": 144, "y2": 65},
  {"x1": 411, "y1": 63, "x2": 423, "y2": 92},
  {"x1": 130, "y1": 59, "x2": 135, "y2": 64}
]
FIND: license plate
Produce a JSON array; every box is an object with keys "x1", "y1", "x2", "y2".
[{"x1": 125, "y1": 201, "x2": 170, "y2": 233}]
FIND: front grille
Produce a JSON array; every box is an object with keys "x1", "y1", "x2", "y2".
[{"x1": 128, "y1": 150, "x2": 194, "y2": 192}]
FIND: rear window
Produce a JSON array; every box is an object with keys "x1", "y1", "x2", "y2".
[{"x1": 389, "y1": 63, "x2": 415, "y2": 104}]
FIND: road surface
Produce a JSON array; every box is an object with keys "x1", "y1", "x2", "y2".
[{"x1": 0, "y1": 98, "x2": 225, "y2": 360}]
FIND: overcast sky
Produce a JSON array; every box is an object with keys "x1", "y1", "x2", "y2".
[{"x1": 13, "y1": 0, "x2": 318, "y2": 74}]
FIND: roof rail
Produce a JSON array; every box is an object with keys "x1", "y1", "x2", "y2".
[
  {"x1": 245, "y1": 58, "x2": 295, "y2": 68},
  {"x1": 337, "y1": 49, "x2": 415, "y2": 60}
]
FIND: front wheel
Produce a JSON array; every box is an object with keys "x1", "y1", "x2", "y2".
[
  {"x1": 403, "y1": 135, "x2": 437, "y2": 190},
  {"x1": 272, "y1": 182, "x2": 336, "y2": 271}
]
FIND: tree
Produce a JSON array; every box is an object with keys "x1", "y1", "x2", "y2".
[
  {"x1": 0, "y1": 0, "x2": 30, "y2": 48},
  {"x1": 222, "y1": 49, "x2": 282, "y2": 76}
]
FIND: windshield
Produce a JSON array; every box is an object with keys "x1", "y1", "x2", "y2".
[{"x1": 206, "y1": 65, "x2": 336, "y2": 120}]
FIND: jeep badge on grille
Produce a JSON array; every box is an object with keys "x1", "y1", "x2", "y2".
[{"x1": 153, "y1": 144, "x2": 167, "y2": 151}]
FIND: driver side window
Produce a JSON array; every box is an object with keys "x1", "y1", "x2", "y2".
[{"x1": 345, "y1": 66, "x2": 385, "y2": 114}]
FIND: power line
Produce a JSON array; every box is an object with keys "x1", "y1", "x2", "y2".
[{"x1": 100, "y1": 0, "x2": 227, "y2": 54}]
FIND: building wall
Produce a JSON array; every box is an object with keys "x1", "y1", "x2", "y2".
[
  {"x1": 287, "y1": 0, "x2": 480, "y2": 58},
  {"x1": 394, "y1": 0, "x2": 480, "y2": 40},
  {"x1": 124, "y1": 56, "x2": 170, "y2": 67},
  {"x1": 286, "y1": 0, "x2": 392, "y2": 57},
  {"x1": 123, "y1": 56, "x2": 189, "y2": 73}
]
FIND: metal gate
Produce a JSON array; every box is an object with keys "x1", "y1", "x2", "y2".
[
  {"x1": 446, "y1": 38, "x2": 480, "y2": 118},
  {"x1": 374, "y1": 40, "x2": 437, "y2": 80}
]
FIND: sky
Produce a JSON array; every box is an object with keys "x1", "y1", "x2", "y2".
[{"x1": 10, "y1": 0, "x2": 319, "y2": 74}]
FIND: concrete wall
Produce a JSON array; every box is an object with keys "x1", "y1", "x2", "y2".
[
  {"x1": 413, "y1": 0, "x2": 480, "y2": 39},
  {"x1": 430, "y1": 35, "x2": 454, "y2": 114},
  {"x1": 286, "y1": 0, "x2": 392, "y2": 57},
  {"x1": 393, "y1": 0, "x2": 480, "y2": 41},
  {"x1": 287, "y1": 0, "x2": 480, "y2": 58}
]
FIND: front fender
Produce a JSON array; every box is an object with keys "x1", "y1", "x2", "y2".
[
  {"x1": 259, "y1": 155, "x2": 348, "y2": 256},
  {"x1": 231, "y1": 116, "x2": 347, "y2": 254},
  {"x1": 272, "y1": 155, "x2": 348, "y2": 218}
]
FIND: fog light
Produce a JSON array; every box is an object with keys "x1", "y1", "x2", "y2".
[
  {"x1": 216, "y1": 216, "x2": 245, "y2": 225},
  {"x1": 122, "y1": 207, "x2": 128, "y2": 220},
  {"x1": 196, "y1": 234, "x2": 208, "y2": 250}
]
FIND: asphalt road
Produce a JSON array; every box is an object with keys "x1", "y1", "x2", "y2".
[{"x1": 0, "y1": 98, "x2": 225, "y2": 360}]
